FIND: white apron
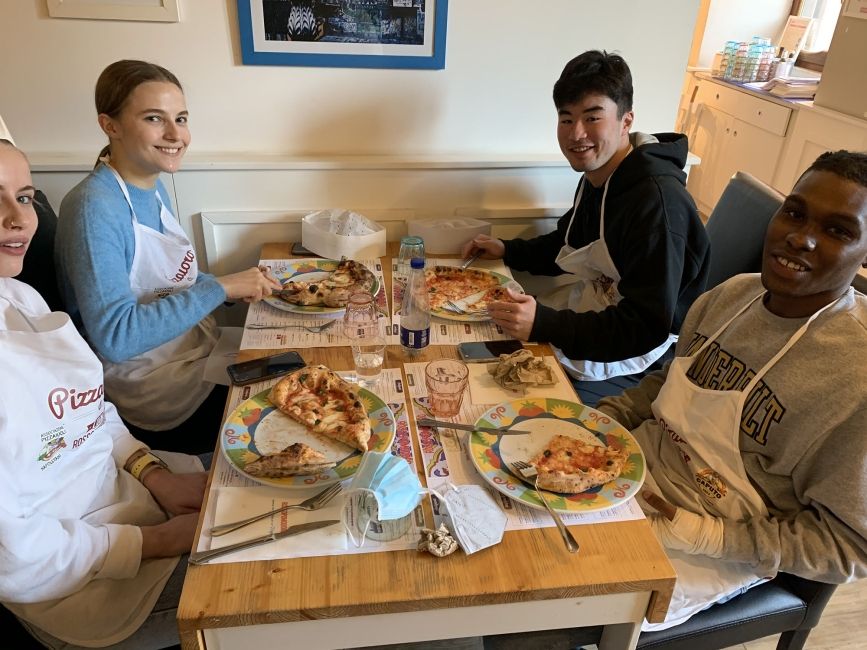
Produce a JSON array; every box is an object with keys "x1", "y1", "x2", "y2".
[
  {"x1": 0, "y1": 292, "x2": 178, "y2": 646},
  {"x1": 539, "y1": 176, "x2": 676, "y2": 381},
  {"x1": 100, "y1": 163, "x2": 219, "y2": 430},
  {"x1": 641, "y1": 291, "x2": 840, "y2": 630}
]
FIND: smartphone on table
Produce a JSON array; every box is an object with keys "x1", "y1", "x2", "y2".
[
  {"x1": 227, "y1": 351, "x2": 306, "y2": 385},
  {"x1": 457, "y1": 340, "x2": 523, "y2": 363}
]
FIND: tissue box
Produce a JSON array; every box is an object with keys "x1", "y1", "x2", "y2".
[
  {"x1": 302, "y1": 209, "x2": 387, "y2": 260},
  {"x1": 407, "y1": 217, "x2": 491, "y2": 254}
]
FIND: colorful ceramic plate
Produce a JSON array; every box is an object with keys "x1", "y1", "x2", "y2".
[
  {"x1": 221, "y1": 387, "x2": 396, "y2": 489},
  {"x1": 429, "y1": 268, "x2": 523, "y2": 323},
  {"x1": 263, "y1": 259, "x2": 380, "y2": 315},
  {"x1": 469, "y1": 398, "x2": 645, "y2": 514}
]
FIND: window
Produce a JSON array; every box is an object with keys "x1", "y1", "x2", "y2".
[{"x1": 797, "y1": 0, "x2": 842, "y2": 52}]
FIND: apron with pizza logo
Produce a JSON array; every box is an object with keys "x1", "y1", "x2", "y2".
[
  {"x1": 100, "y1": 162, "x2": 219, "y2": 430},
  {"x1": 641, "y1": 291, "x2": 841, "y2": 630},
  {"x1": 0, "y1": 287, "x2": 178, "y2": 646},
  {"x1": 539, "y1": 174, "x2": 676, "y2": 381}
]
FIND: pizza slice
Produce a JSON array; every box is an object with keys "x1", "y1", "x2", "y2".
[
  {"x1": 529, "y1": 434, "x2": 628, "y2": 494},
  {"x1": 244, "y1": 442, "x2": 337, "y2": 478},
  {"x1": 424, "y1": 266, "x2": 500, "y2": 311},
  {"x1": 268, "y1": 365, "x2": 371, "y2": 451},
  {"x1": 465, "y1": 285, "x2": 517, "y2": 312},
  {"x1": 278, "y1": 260, "x2": 375, "y2": 307}
]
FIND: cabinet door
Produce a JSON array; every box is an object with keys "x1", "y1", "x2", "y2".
[
  {"x1": 717, "y1": 118, "x2": 785, "y2": 197},
  {"x1": 686, "y1": 103, "x2": 731, "y2": 215}
]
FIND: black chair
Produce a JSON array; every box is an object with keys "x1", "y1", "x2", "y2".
[
  {"x1": 16, "y1": 189, "x2": 64, "y2": 312},
  {"x1": 485, "y1": 173, "x2": 838, "y2": 650},
  {"x1": 704, "y1": 171, "x2": 785, "y2": 289}
]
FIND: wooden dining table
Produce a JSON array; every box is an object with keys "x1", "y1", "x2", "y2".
[{"x1": 176, "y1": 242, "x2": 676, "y2": 650}]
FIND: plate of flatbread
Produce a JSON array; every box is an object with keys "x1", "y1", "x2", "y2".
[
  {"x1": 421, "y1": 265, "x2": 522, "y2": 322},
  {"x1": 221, "y1": 365, "x2": 395, "y2": 488},
  {"x1": 264, "y1": 259, "x2": 380, "y2": 314},
  {"x1": 468, "y1": 398, "x2": 645, "y2": 514}
]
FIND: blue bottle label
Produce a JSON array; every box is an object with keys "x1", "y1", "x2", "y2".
[{"x1": 400, "y1": 326, "x2": 430, "y2": 349}]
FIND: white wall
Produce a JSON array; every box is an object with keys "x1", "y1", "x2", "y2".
[
  {"x1": 694, "y1": 0, "x2": 791, "y2": 68},
  {"x1": 1, "y1": 0, "x2": 699, "y2": 158}
]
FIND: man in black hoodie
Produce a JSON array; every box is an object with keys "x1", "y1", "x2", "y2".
[{"x1": 462, "y1": 50, "x2": 710, "y2": 403}]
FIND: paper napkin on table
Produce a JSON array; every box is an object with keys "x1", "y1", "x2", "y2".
[
  {"x1": 205, "y1": 485, "x2": 347, "y2": 564},
  {"x1": 467, "y1": 355, "x2": 577, "y2": 405}
]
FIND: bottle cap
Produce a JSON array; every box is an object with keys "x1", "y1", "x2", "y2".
[{"x1": 410, "y1": 257, "x2": 424, "y2": 269}]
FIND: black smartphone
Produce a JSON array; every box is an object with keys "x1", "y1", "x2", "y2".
[
  {"x1": 457, "y1": 340, "x2": 523, "y2": 363},
  {"x1": 227, "y1": 351, "x2": 306, "y2": 385}
]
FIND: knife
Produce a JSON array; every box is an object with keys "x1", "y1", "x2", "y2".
[
  {"x1": 189, "y1": 519, "x2": 340, "y2": 565},
  {"x1": 417, "y1": 418, "x2": 531, "y2": 436}
]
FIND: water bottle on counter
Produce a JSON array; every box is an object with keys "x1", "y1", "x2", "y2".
[{"x1": 399, "y1": 257, "x2": 430, "y2": 354}]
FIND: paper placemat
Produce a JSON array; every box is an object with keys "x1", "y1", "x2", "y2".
[
  {"x1": 195, "y1": 367, "x2": 425, "y2": 560},
  {"x1": 240, "y1": 258, "x2": 388, "y2": 350},
  {"x1": 466, "y1": 355, "x2": 576, "y2": 405},
  {"x1": 389, "y1": 258, "x2": 517, "y2": 345},
  {"x1": 403, "y1": 361, "x2": 644, "y2": 531}
]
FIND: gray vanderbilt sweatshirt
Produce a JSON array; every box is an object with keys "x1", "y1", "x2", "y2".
[{"x1": 599, "y1": 274, "x2": 867, "y2": 583}]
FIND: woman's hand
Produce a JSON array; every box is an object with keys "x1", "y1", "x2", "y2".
[
  {"x1": 488, "y1": 289, "x2": 536, "y2": 340},
  {"x1": 460, "y1": 234, "x2": 505, "y2": 260},
  {"x1": 143, "y1": 469, "x2": 207, "y2": 515},
  {"x1": 140, "y1": 512, "x2": 200, "y2": 559},
  {"x1": 217, "y1": 266, "x2": 281, "y2": 303}
]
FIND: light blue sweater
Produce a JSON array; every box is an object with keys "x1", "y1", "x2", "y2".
[{"x1": 56, "y1": 164, "x2": 226, "y2": 363}]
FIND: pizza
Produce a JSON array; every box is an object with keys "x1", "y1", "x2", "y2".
[
  {"x1": 268, "y1": 365, "x2": 371, "y2": 452},
  {"x1": 464, "y1": 285, "x2": 517, "y2": 312},
  {"x1": 244, "y1": 442, "x2": 336, "y2": 478},
  {"x1": 278, "y1": 259, "x2": 375, "y2": 307},
  {"x1": 529, "y1": 434, "x2": 628, "y2": 494},
  {"x1": 424, "y1": 266, "x2": 501, "y2": 311}
]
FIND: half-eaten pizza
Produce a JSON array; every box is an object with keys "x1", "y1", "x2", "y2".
[
  {"x1": 529, "y1": 434, "x2": 628, "y2": 494},
  {"x1": 424, "y1": 266, "x2": 518, "y2": 312},
  {"x1": 267, "y1": 365, "x2": 371, "y2": 452},
  {"x1": 278, "y1": 259, "x2": 376, "y2": 307}
]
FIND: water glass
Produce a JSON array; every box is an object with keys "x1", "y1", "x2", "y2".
[
  {"x1": 424, "y1": 359, "x2": 469, "y2": 418},
  {"x1": 343, "y1": 292, "x2": 379, "y2": 339},
  {"x1": 397, "y1": 236, "x2": 425, "y2": 280},
  {"x1": 352, "y1": 334, "x2": 386, "y2": 389}
]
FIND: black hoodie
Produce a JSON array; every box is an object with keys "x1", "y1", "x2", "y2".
[{"x1": 503, "y1": 132, "x2": 710, "y2": 363}]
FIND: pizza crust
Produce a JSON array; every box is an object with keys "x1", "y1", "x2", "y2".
[
  {"x1": 268, "y1": 365, "x2": 371, "y2": 452},
  {"x1": 244, "y1": 442, "x2": 337, "y2": 478},
  {"x1": 278, "y1": 260, "x2": 375, "y2": 307}
]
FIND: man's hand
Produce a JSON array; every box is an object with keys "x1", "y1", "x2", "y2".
[
  {"x1": 488, "y1": 289, "x2": 536, "y2": 340},
  {"x1": 142, "y1": 469, "x2": 207, "y2": 516},
  {"x1": 644, "y1": 490, "x2": 725, "y2": 558},
  {"x1": 460, "y1": 234, "x2": 505, "y2": 260}
]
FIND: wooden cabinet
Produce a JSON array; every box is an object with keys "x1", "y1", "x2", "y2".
[
  {"x1": 773, "y1": 106, "x2": 867, "y2": 193},
  {"x1": 684, "y1": 77, "x2": 793, "y2": 215}
]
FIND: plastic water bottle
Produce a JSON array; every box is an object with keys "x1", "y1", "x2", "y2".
[{"x1": 399, "y1": 257, "x2": 430, "y2": 354}]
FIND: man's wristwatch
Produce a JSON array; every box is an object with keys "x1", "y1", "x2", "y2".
[{"x1": 126, "y1": 449, "x2": 169, "y2": 482}]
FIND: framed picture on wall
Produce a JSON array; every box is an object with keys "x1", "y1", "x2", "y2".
[
  {"x1": 46, "y1": 0, "x2": 179, "y2": 22},
  {"x1": 236, "y1": 0, "x2": 448, "y2": 69}
]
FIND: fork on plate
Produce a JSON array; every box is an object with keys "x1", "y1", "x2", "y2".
[
  {"x1": 209, "y1": 483, "x2": 343, "y2": 537},
  {"x1": 510, "y1": 461, "x2": 579, "y2": 554},
  {"x1": 443, "y1": 299, "x2": 488, "y2": 316},
  {"x1": 246, "y1": 320, "x2": 337, "y2": 333}
]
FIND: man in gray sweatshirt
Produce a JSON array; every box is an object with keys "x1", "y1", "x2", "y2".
[{"x1": 595, "y1": 149, "x2": 867, "y2": 629}]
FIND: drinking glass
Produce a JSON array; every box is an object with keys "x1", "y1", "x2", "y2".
[
  {"x1": 343, "y1": 292, "x2": 379, "y2": 339},
  {"x1": 397, "y1": 236, "x2": 425, "y2": 281},
  {"x1": 351, "y1": 334, "x2": 386, "y2": 389},
  {"x1": 424, "y1": 359, "x2": 469, "y2": 418}
]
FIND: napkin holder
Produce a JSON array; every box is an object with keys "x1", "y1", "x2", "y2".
[
  {"x1": 407, "y1": 217, "x2": 491, "y2": 254},
  {"x1": 302, "y1": 208, "x2": 387, "y2": 260}
]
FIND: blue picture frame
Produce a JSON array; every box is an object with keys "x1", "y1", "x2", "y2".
[{"x1": 237, "y1": 0, "x2": 448, "y2": 70}]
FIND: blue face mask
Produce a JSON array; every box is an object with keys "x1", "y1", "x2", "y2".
[{"x1": 348, "y1": 451, "x2": 423, "y2": 520}]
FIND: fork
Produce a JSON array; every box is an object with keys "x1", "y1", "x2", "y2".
[
  {"x1": 510, "y1": 461, "x2": 579, "y2": 553},
  {"x1": 209, "y1": 483, "x2": 342, "y2": 537},
  {"x1": 246, "y1": 320, "x2": 337, "y2": 333},
  {"x1": 444, "y1": 300, "x2": 488, "y2": 316}
]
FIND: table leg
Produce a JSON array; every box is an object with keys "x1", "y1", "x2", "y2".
[{"x1": 598, "y1": 620, "x2": 642, "y2": 650}]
